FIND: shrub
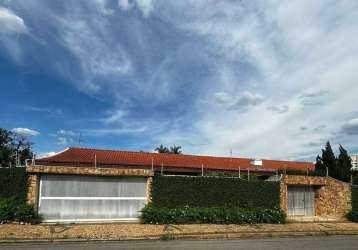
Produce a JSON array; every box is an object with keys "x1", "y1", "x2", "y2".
[
  {"x1": 0, "y1": 198, "x2": 42, "y2": 224},
  {"x1": 347, "y1": 210, "x2": 358, "y2": 222},
  {"x1": 151, "y1": 176, "x2": 280, "y2": 209},
  {"x1": 352, "y1": 186, "x2": 358, "y2": 211},
  {"x1": 0, "y1": 198, "x2": 17, "y2": 223},
  {"x1": 140, "y1": 204, "x2": 286, "y2": 224},
  {"x1": 15, "y1": 203, "x2": 42, "y2": 224}
]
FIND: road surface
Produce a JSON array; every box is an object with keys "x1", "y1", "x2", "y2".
[{"x1": 1, "y1": 235, "x2": 358, "y2": 250}]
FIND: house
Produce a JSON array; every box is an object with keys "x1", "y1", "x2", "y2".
[{"x1": 26, "y1": 147, "x2": 316, "y2": 222}]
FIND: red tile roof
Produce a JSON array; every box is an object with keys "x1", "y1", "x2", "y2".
[{"x1": 36, "y1": 147, "x2": 315, "y2": 173}]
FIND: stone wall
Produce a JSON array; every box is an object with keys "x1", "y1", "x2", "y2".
[
  {"x1": 315, "y1": 178, "x2": 351, "y2": 218},
  {"x1": 27, "y1": 165, "x2": 154, "y2": 177},
  {"x1": 26, "y1": 174, "x2": 39, "y2": 206},
  {"x1": 280, "y1": 175, "x2": 352, "y2": 220}
]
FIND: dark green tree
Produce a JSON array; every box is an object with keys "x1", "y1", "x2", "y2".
[
  {"x1": 155, "y1": 144, "x2": 183, "y2": 154},
  {"x1": 169, "y1": 145, "x2": 182, "y2": 154},
  {"x1": 0, "y1": 128, "x2": 34, "y2": 167},
  {"x1": 155, "y1": 144, "x2": 170, "y2": 153},
  {"x1": 0, "y1": 128, "x2": 13, "y2": 167},
  {"x1": 314, "y1": 155, "x2": 325, "y2": 176},
  {"x1": 337, "y1": 144, "x2": 352, "y2": 182},
  {"x1": 321, "y1": 141, "x2": 338, "y2": 178}
]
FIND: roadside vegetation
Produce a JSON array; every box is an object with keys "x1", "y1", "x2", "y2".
[
  {"x1": 315, "y1": 141, "x2": 353, "y2": 182},
  {"x1": 140, "y1": 175, "x2": 285, "y2": 224},
  {"x1": 348, "y1": 186, "x2": 358, "y2": 222},
  {"x1": 0, "y1": 128, "x2": 41, "y2": 224}
]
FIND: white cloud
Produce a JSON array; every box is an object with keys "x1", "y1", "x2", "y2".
[
  {"x1": 102, "y1": 110, "x2": 128, "y2": 124},
  {"x1": 151, "y1": 0, "x2": 358, "y2": 159},
  {"x1": 82, "y1": 127, "x2": 147, "y2": 136},
  {"x1": 118, "y1": 0, "x2": 133, "y2": 11},
  {"x1": 58, "y1": 129, "x2": 76, "y2": 137},
  {"x1": 135, "y1": 0, "x2": 154, "y2": 17},
  {"x1": 55, "y1": 9, "x2": 133, "y2": 94},
  {"x1": 57, "y1": 137, "x2": 73, "y2": 145},
  {"x1": 0, "y1": 7, "x2": 27, "y2": 34},
  {"x1": 5, "y1": 1, "x2": 358, "y2": 160},
  {"x1": 118, "y1": 0, "x2": 154, "y2": 17},
  {"x1": 342, "y1": 118, "x2": 358, "y2": 135},
  {"x1": 267, "y1": 105, "x2": 289, "y2": 114},
  {"x1": 12, "y1": 128, "x2": 40, "y2": 136},
  {"x1": 298, "y1": 90, "x2": 329, "y2": 106},
  {"x1": 214, "y1": 91, "x2": 264, "y2": 111}
]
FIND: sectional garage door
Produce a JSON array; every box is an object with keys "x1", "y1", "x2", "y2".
[{"x1": 38, "y1": 175, "x2": 148, "y2": 222}]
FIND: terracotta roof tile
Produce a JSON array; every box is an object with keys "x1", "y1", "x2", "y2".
[{"x1": 36, "y1": 147, "x2": 315, "y2": 173}]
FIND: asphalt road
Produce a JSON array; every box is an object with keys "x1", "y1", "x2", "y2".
[{"x1": 1, "y1": 236, "x2": 358, "y2": 250}]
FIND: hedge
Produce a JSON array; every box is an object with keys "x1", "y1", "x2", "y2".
[
  {"x1": 353, "y1": 176, "x2": 358, "y2": 186},
  {"x1": 0, "y1": 197, "x2": 42, "y2": 224},
  {"x1": 151, "y1": 176, "x2": 280, "y2": 209},
  {"x1": 0, "y1": 167, "x2": 28, "y2": 201},
  {"x1": 352, "y1": 186, "x2": 358, "y2": 211},
  {"x1": 347, "y1": 186, "x2": 358, "y2": 222},
  {"x1": 140, "y1": 205, "x2": 285, "y2": 224},
  {"x1": 0, "y1": 168, "x2": 42, "y2": 224}
]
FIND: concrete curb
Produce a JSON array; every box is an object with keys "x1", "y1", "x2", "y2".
[{"x1": 1, "y1": 230, "x2": 358, "y2": 244}]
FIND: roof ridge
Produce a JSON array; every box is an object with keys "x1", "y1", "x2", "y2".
[
  {"x1": 67, "y1": 147, "x2": 313, "y2": 164},
  {"x1": 68, "y1": 147, "x2": 251, "y2": 160}
]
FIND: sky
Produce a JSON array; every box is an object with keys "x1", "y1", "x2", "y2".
[{"x1": 1, "y1": 0, "x2": 358, "y2": 161}]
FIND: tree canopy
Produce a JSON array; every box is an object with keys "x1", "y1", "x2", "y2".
[
  {"x1": 315, "y1": 141, "x2": 352, "y2": 182},
  {"x1": 155, "y1": 144, "x2": 182, "y2": 154},
  {"x1": 0, "y1": 128, "x2": 34, "y2": 167}
]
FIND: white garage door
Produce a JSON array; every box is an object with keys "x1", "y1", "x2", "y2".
[
  {"x1": 287, "y1": 186, "x2": 315, "y2": 216},
  {"x1": 38, "y1": 175, "x2": 148, "y2": 222}
]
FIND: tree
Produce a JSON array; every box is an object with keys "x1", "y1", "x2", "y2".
[
  {"x1": 0, "y1": 128, "x2": 34, "y2": 167},
  {"x1": 0, "y1": 128, "x2": 13, "y2": 167},
  {"x1": 155, "y1": 144, "x2": 169, "y2": 153},
  {"x1": 315, "y1": 141, "x2": 353, "y2": 182},
  {"x1": 155, "y1": 144, "x2": 183, "y2": 154},
  {"x1": 314, "y1": 155, "x2": 325, "y2": 176},
  {"x1": 337, "y1": 144, "x2": 352, "y2": 182},
  {"x1": 321, "y1": 141, "x2": 338, "y2": 178},
  {"x1": 169, "y1": 145, "x2": 182, "y2": 154}
]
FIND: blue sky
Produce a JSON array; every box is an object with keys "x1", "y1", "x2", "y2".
[{"x1": 1, "y1": 0, "x2": 358, "y2": 160}]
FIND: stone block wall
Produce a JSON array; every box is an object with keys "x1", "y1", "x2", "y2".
[
  {"x1": 26, "y1": 174, "x2": 39, "y2": 206},
  {"x1": 26, "y1": 165, "x2": 154, "y2": 177},
  {"x1": 280, "y1": 175, "x2": 352, "y2": 220},
  {"x1": 315, "y1": 178, "x2": 351, "y2": 218}
]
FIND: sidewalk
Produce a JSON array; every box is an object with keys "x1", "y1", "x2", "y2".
[{"x1": 1, "y1": 222, "x2": 358, "y2": 243}]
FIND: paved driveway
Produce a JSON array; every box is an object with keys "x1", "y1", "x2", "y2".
[{"x1": 1, "y1": 236, "x2": 358, "y2": 250}]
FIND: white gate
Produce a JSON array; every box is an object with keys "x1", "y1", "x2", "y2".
[
  {"x1": 38, "y1": 175, "x2": 148, "y2": 222},
  {"x1": 287, "y1": 186, "x2": 315, "y2": 216}
]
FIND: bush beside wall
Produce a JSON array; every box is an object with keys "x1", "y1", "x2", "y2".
[
  {"x1": 0, "y1": 168, "x2": 42, "y2": 224},
  {"x1": 140, "y1": 205, "x2": 285, "y2": 224},
  {"x1": 151, "y1": 176, "x2": 280, "y2": 209},
  {"x1": 348, "y1": 186, "x2": 358, "y2": 222},
  {"x1": 352, "y1": 186, "x2": 358, "y2": 211},
  {"x1": 0, "y1": 198, "x2": 42, "y2": 224}
]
